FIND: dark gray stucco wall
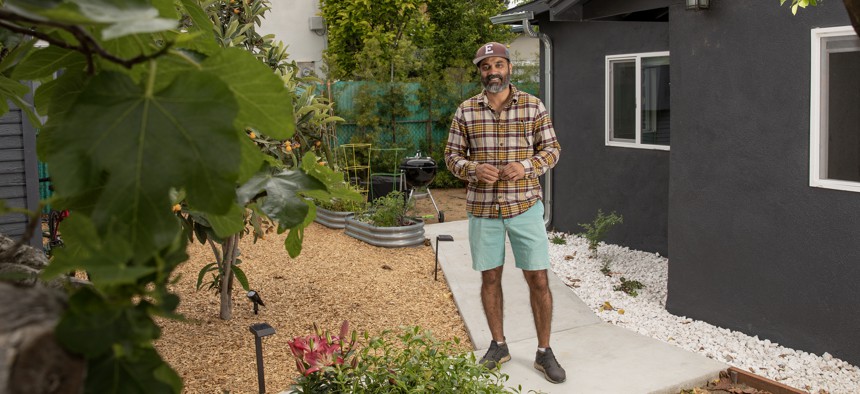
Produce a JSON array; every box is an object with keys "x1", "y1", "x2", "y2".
[
  {"x1": 666, "y1": 1, "x2": 860, "y2": 364},
  {"x1": 542, "y1": 18, "x2": 670, "y2": 255}
]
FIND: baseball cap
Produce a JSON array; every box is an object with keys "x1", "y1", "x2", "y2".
[{"x1": 473, "y1": 42, "x2": 510, "y2": 66}]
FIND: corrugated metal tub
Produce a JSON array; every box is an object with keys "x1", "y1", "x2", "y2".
[
  {"x1": 314, "y1": 207, "x2": 355, "y2": 229},
  {"x1": 344, "y1": 218, "x2": 425, "y2": 248}
]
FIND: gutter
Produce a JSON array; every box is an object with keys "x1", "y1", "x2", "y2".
[{"x1": 489, "y1": 11, "x2": 555, "y2": 228}]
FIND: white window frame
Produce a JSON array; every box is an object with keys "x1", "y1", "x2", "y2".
[
  {"x1": 810, "y1": 26, "x2": 860, "y2": 192},
  {"x1": 605, "y1": 51, "x2": 671, "y2": 151}
]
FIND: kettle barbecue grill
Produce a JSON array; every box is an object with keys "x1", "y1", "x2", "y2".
[{"x1": 400, "y1": 151, "x2": 445, "y2": 223}]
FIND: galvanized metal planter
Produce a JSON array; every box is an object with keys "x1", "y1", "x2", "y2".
[
  {"x1": 344, "y1": 217, "x2": 425, "y2": 248},
  {"x1": 314, "y1": 206, "x2": 355, "y2": 229}
]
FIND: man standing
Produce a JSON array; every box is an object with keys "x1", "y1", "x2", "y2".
[{"x1": 444, "y1": 42, "x2": 564, "y2": 384}]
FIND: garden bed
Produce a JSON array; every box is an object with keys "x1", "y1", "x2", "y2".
[{"x1": 154, "y1": 191, "x2": 469, "y2": 393}]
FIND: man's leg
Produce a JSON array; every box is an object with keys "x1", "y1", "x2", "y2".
[
  {"x1": 523, "y1": 269, "x2": 552, "y2": 348},
  {"x1": 481, "y1": 266, "x2": 505, "y2": 342}
]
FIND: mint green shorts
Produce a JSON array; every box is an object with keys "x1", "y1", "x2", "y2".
[{"x1": 467, "y1": 200, "x2": 550, "y2": 272}]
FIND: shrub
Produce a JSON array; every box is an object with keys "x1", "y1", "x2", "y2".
[
  {"x1": 357, "y1": 191, "x2": 414, "y2": 227},
  {"x1": 550, "y1": 234, "x2": 567, "y2": 245},
  {"x1": 614, "y1": 277, "x2": 645, "y2": 297},
  {"x1": 578, "y1": 210, "x2": 623, "y2": 255},
  {"x1": 288, "y1": 325, "x2": 522, "y2": 393}
]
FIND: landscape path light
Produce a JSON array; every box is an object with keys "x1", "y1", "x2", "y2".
[
  {"x1": 434, "y1": 234, "x2": 454, "y2": 281},
  {"x1": 247, "y1": 290, "x2": 264, "y2": 315},
  {"x1": 249, "y1": 322, "x2": 276, "y2": 394}
]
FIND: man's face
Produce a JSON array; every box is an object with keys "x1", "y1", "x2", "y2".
[{"x1": 479, "y1": 56, "x2": 512, "y2": 94}]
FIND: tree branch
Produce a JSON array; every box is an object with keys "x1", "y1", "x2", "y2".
[{"x1": 0, "y1": 9, "x2": 174, "y2": 72}]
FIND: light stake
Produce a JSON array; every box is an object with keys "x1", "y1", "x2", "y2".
[{"x1": 434, "y1": 234, "x2": 454, "y2": 281}]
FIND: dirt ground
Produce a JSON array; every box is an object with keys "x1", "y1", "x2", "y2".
[
  {"x1": 154, "y1": 188, "x2": 470, "y2": 393},
  {"x1": 408, "y1": 187, "x2": 468, "y2": 224}
]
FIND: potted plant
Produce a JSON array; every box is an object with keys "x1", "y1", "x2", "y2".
[{"x1": 345, "y1": 191, "x2": 425, "y2": 248}]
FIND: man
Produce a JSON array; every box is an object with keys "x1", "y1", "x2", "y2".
[{"x1": 444, "y1": 42, "x2": 564, "y2": 384}]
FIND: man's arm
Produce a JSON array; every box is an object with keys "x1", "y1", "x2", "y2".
[
  {"x1": 444, "y1": 107, "x2": 480, "y2": 183},
  {"x1": 518, "y1": 102, "x2": 560, "y2": 179}
]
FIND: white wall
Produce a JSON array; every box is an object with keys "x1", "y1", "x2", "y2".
[
  {"x1": 258, "y1": 0, "x2": 327, "y2": 77},
  {"x1": 508, "y1": 34, "x2": 539, "y2": 65}
]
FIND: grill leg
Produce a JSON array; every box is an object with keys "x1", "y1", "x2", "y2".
[{"x1": 426, "y1": 189, "x2": 441, "y2": 216}]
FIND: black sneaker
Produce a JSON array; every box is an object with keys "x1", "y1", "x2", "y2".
[
  {"x1": 534, "y1": 347, "x2": 566, "y2": 383},
  {"x1": 479, "y1": 340, "x2": 511, "y2": 369}
]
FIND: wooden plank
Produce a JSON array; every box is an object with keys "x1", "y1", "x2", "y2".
[
  {"x1": 0, "y1": 124, "x2": 24, "y2": 137},
  {"x1": 0, "y1": 149, "x2": 24, "y2": 162},
  {"x1": 0, "y1": 135, "x2": 23, "y2": 150},
  {"x1": 729, "y1": 367, "x2": 807, "y2": 394},
  {"x1": 0, "y1": 172, "x2": 25, "y2": 185},
  {"x1": 0, "y1": 186, "x2": 26, "y2": 199},
  {"x1": 0, "y1": 212, "x2": 27, "y2": 225},
  {"x1": 0, "y1": 109, "x2": 21, "y2": 125}
]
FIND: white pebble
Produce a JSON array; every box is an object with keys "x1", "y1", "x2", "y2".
[{"x1": 548, "y1": 233, "x2": 860, "y2": 394}]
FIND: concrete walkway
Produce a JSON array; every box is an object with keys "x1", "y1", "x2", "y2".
[{"x1": 424, "y1": 220, "x2": 726, "y2": 394}]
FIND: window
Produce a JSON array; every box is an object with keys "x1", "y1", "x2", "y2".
[
  {"x1": 605, "y1": 52, "x2": 670, "y2": 150},
  {"x1": 811, "y1": 26, "x2": 860, "y2": 192}
]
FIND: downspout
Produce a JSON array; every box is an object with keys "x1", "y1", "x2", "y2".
[{"x1": 490, "y1": 11, "x2": 554, "y2": 228}]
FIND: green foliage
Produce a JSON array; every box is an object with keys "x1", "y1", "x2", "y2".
[
  {"x1": 358, "y1": 191, "x2": 413, "y2": 227},
  {"x1": 578, "y1": 210, "x2": 623, "y2": 254},
  {"x1": 194, "y1": 259, "x2": 249, "y2": 293},
  {"x1": 780, "y1": 0, "x2": 818, "y2": 15},
  {"x1": 319, "y1": 0, "x2": 429, "y2": 81},
  {"x1": 422, "y1": 0, "x2": 513, "y2": 74},
  {"x1": 600, "y1": 264, "x2": 612, "y2": 277},
  {"x1": 289, "y1": 326, "x2": 522, "y2": 394},
  {"x1": 614, "y1": 277, "x2": 645, "y2": 297},
  {"x1": 0, "y1": 1, "x2": 348, "y2": 392},
  {"x1": 321, "y1": 0, "x2": 511, "y2": 162},
  {"x1": 550, "y1": 234, "x2": 567, "y2": 245}
]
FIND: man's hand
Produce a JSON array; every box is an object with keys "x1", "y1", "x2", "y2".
[
  {"x1": 499, "y1": 162, "x2": 525, "y2": 182},
  {"x1": 476, "y1": 163, "x2": 500, "y2": 184}
]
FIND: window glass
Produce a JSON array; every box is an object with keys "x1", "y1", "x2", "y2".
[
  {"x1": 823, "y1": 35, "x2": 860, "y2": 183},
  {"x1": 641, "y1": 56, "x2": 670, "y2": 146},
  {"x1": 611, "y1": 60, "x2": 636, "y2": 141}
]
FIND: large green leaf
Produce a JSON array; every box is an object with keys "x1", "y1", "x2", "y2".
[
  {"x1": 284, "y1": 202, "x2": 316, "y2": 258},
  {"x1": 11, "y1": 45, "x2": 87, "y2": 81},
  {"x1": 236, "y1": 168, "x2": 325, "y2": 230},
  {"x1": 201, "y1": 47, "x2": 295, "y2": 139},
  {"x1": 205, "y1": 202, "x2": 245, "y2": 238},
  {"x1": 41, "y1": 215, "x2": 150, "y2": 288},
  {"x1": 86, "y1": 347, "x2": 181, "y2": 394},
  {"x1": 56, "y1": 288, "x2": 161, "y2": 357},
  {"x1": 0, "y1": 75, "x2": 30, "y2": 116},
  {"x1": 46, "y1": 70, "x2": 241, "y2": 256},
  {"x1": 6, "y1": 0, "x2": 178, "y2": 39}
]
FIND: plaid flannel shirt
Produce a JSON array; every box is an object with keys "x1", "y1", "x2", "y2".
[{"x1": 444, "y1": 85, "x2": 560, "y2": 219}]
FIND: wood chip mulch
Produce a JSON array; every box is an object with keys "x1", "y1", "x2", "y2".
[{"x1": 155, "y1": 189, "x2": 471, "y2": 393}]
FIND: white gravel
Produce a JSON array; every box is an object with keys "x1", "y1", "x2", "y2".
[{"x1": 548, "y1": 232, "x2": 860, "y2": 394}]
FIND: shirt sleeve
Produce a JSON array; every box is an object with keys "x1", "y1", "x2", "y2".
[
  {"x1": 520, "y1": 101, "x2": 560, "y2": 179},
  {"x1": 444, "y1": 106, "x2": 479, "y2": 183}
]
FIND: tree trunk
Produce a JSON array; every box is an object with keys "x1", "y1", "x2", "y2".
[
  {"x1": 845, "y1": 0, "x2": 860, "y2": 37},
  {"x1": 0, "y1": 235, "x2": 86, "y2": 394},
  {"x1": 218, "y1": 234, "x2": 240, "y2": 320}
]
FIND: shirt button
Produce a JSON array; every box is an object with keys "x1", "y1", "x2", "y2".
[{"x1": 499, "y1": 142, "x2": 504, "y2": 146}]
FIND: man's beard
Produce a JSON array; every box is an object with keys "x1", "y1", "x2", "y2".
[{"x1": 482, "y1": 72, "x2": 510, "y2": 94}]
